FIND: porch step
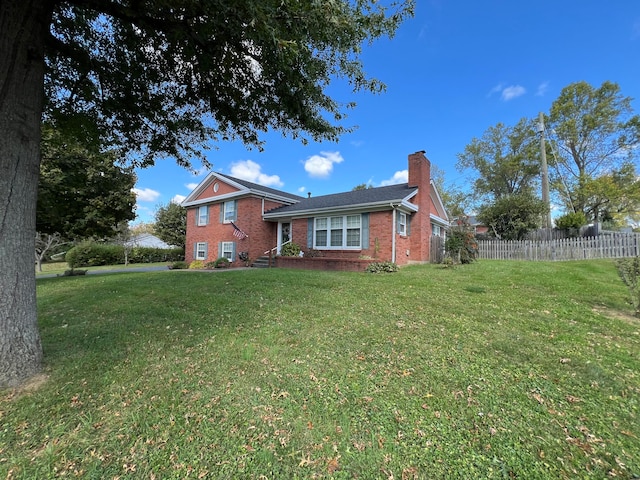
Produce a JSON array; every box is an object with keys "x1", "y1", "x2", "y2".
[{"x1": 251, "y1": 256, "x2": 275, "y2": 268}]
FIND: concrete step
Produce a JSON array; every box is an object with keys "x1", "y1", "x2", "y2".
[{"x1": 251, "y1": 256, "x2": 275, "y2": 268}]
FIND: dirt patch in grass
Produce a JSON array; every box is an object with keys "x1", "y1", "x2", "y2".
[
  {"x1": 592, "y1": 305, "x2": 640, "y2": 325},
  {"x1": 2, "y1": 373, "x2": 49, "y2": 401}
]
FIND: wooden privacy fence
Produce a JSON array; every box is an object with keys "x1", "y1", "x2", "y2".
[
  {"x1": 430, "y1": 235, "x2": 445, "y2": 263},
  {"x1": 478, "y1": 234, "x2": 640, "y2": 261}
]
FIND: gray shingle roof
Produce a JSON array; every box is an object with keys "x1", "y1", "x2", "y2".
[
  {"x1": 215, "y1": 173, "x2": 305, "y2": 202},
  {"x1": 264, "y1": 183, "x2": 418, "y2": 216}
]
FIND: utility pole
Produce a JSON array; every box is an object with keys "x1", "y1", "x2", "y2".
[{"x1": 538, "y1": 112, "x2": 552, "y2": 228}]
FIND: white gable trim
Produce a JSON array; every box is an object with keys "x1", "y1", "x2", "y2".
[
  {"x1": 429, "y1": 180, "x2": 449, "y2": 222},
  {"x1": 181, "y1": 172, "x2": 299, "y2": 207}
]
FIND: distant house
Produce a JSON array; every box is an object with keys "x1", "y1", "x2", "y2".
[
  {"x1": 452, "y1": 215, "x2": 489, "y2": 236},
  {"x1": 182, "y1": 151, "x2": 449, "y2": 269},
  {"x1": 131, "y1": 233, "x2": 171, "y2": 249}
]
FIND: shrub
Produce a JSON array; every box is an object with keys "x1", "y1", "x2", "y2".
[
  {"x1": 440, "y1": 256, "x2": 456, "y2": 269},
  {"x1": 615, "y1": 257, "x2": 640, "y2": 317},
  {"x1": 305, "y1": 248, "x2": 324, "y2": 258},
  {"x1": 66, "y1": 241, "x2": 184, "y2": 267},
  {"x1": 555, "y1": 211, "x2": 587, "y2": 230},
  {"x1": 204, "y1": 261, "x2": 218, "y2": 269},
  {"x1": 214, "y1": 257, "x2": 231, "y2": 268},
  {"x1": 168, "y1": 261, "x2": 188, "y2": 270},
  {"x1": 129, "y1": 247, "x2": 184, "y2": 263},
  {"x1": 188, "y1": 260, "x2": 205, "y2": 269},
  {"x1": 445, "y1": 228, "x2": 478, "y2": 264},
  {"x1": 280, "y1": 242, "x2": 301, "y2": 257},
  {"x1": 365, "y1": 261, "x2": 399, "y2": 273},
  {"x1": 66, "y1": 241, "x2": 122, "y2": 268}
]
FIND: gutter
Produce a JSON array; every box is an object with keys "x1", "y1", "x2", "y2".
[{"x1": 391, "y1": 203, "x2": 397, "y2": 263}]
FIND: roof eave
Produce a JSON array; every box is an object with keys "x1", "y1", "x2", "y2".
[{"x1": 263, "y1": 197, "x2": 418, "y2": 220}]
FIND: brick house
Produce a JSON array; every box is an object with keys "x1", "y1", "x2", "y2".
[{"x1": 182, "y1": 151, "x2": 449, "y2": 269}]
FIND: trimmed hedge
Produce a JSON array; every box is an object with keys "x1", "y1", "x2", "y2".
[{"x1": 66, "y1": 241, "x2": 184, "y2": 267}]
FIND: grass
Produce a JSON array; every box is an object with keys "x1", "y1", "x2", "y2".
[{"x1": 2, "y1": 260, "x2": 639, "y2": 479}]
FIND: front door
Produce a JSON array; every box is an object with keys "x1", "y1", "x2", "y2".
[{"x1": 278, "y1": 222, "x2": 291, "y2": 254}]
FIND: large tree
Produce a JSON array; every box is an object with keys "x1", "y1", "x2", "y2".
[
  {"x1": 0, "y1": 0, "x2": 413, "y2": 387},
  {"x1": 477, "y1": 193, "x2": 548, "y2": 241},
  {"x1": 154, "y1": 202, "x2": 187, "y2": 249},
  {"x1": 38, "y1": 123, "x2": 136, "y2": 239},
  {"x1": 546, "y1": 81, "x2": 640, "y2": 222},
  {"x1": 456, "y1": 118, "x2": 541, "y2": 203}
]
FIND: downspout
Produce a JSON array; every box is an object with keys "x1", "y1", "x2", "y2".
[{"x1": 391, "y1": 204, "x2": 397, "y2": 263}]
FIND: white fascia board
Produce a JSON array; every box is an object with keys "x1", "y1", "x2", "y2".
[
  {"x1": 182, "y1": 191, "x2": 246, "y2": 207},
  {"x1": 430, "y1": 213, "x2": 449, "y2": 226},
  {"x1": 183, "y1": 191, "x2": 299, "y2": 208},
  {"x1": 263, "y1": 199, "x2": 414, "y2": 220}
]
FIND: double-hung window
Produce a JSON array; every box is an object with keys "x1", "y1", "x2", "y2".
[
  {"x1": 398, "y1": 212, "x2": 407, "y2": 236},
  {"x1": 223, "y1": 201, "x2": 236, "y2": 223},
  {"x1": 197, "y1": 206, "x2": 209, "y2": 226},
  {"x1": 314, "y1": 214, "x2": 361, "y2": 249},
  {"x1": 220, "y1": 241, "x2": 235, "y2": 261},
  {"x1": 195, "y1": 242, "x2": 207, "y2": 260}
]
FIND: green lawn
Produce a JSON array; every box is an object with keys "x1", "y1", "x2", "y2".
[{"x1": 3, "y1": 261, "x2": 639, "y2": 479}]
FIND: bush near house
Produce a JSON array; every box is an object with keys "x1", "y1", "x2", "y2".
[
  {"x1": 445, "y1": 228, "x2": 479, "y2": 264},
  {"x1": 280, "y1": 242, "x2": 302, "y2": 257}
]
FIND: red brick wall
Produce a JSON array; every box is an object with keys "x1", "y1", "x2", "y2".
[
  {"x1": 277, "y1": 256, "x2": 374, "y2": 272},
  {"x1": 193, "y1": 178, "x2": 239, "y2": 201},
  {"x1": 185, "y1": 196, "x2": 281, "y2": 263},
  {"x1": 288, "y1": 211, "x2": 417, "y2": 265}
]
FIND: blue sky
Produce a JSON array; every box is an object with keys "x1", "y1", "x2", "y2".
[{"x1": 132, "y1": 1, "x2": 640, "y2": 224}]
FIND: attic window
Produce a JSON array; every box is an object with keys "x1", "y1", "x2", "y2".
[{"x1": 213, "y1": 182, "x2": 219, "y2": 193}]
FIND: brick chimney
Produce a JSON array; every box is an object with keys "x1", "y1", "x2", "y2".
[
  {"x1": 408, "y1": 150, "x2": 430, "y2": 189},
  {"x1": 407, "y1": 150, "x2": 432, "y2": 262}
]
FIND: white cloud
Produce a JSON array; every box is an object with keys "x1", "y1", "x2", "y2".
[
  {"x1": 172, "y1": 194, "x2": 186, "y2": 204},
  {"x1": 536, "y1": 81, "x2": 549, "y2": 97},
  {"x1": 186, "y1": 182, "x2": 199, "y2": 190},
  {"x1": 297, "y1": 186, "x2": 306, "y2": 193},
  {"x1": 501, "y1": 85, "x2": 526, "y2": 101},
  {"x1": 304, "y1": 151, "x2": 344, "y2": 179},
  {"x1": 380, "y1": 169, "x2": 408, "y2": 186},
  {"x1": 487, "y1": 82, "x2": 505, "y2": 98},
  {"x1": 229, "y1": 159, "x2": 284, "y2": 187},
  {"x1": 133, "y1": 187, "x2": 161, "y2": 202},
  {"x1": 189, "y1": 165, "x2": 209, "y2": 176}
]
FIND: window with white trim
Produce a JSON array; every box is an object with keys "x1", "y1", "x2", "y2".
[
  {"x1": 197, "y1": 206, "x2": 208, "y2": 226},
  {"x1": 221, "y1": 241, "x2": 234, "y2": 261},
  {"x1": 432, "y1": 224, "x2": 441, "y2": 236},
  {"x1": 195, "y1": 242, "x2": 207, "y2": 260},
  {"x1": 223, "y1": 201, "x2": 235, "y2": 223},
  {"x1": 314, "y1": 215, "x2": 361, "y2": 249},
  {"x1": 398, "y1": 212, "x2": 407, "y2": 236}
]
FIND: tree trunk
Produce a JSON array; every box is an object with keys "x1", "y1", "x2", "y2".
[{"x1": 0, "y1": 1, "x2": 52, "y2": 388}]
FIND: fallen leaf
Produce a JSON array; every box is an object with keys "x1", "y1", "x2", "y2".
[{"x1": 327, "y1": 457, "x2": 339, "y2": 474}]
